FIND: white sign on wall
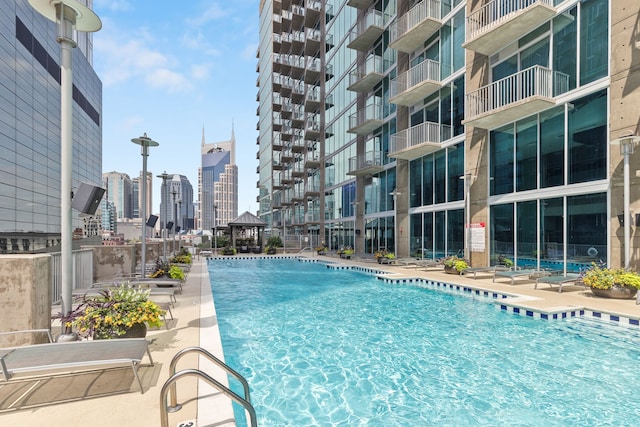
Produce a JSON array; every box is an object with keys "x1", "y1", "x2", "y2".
[{"x1": 468, "y1": 223, "x2": 485, "y2": 252}]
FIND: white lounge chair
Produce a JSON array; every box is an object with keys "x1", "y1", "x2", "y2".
[{"x1": 0, "y1": 331, "x2": 153, "y2": 393}]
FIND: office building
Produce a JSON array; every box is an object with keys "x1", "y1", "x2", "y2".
[
  {"x1": 0, "y1": 0, "x2": 102, "y2": 253},
  {"x1": 159, "y1": 174, "x2": 195, "y2": 234},
  {"x1": 257, "y1": 0, "x2": 638, "y2": 272},
  {"x1": 199, "y1": 127, "x2": 239, "y2": 231}
]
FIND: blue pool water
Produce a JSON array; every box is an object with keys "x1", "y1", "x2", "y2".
[{"x1": 209, "y1": 258, "x2": 640, "y2": 426}]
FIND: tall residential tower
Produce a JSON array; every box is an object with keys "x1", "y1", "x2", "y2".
[{"x1": 257, "y1": 0, "x2": 640, "y2": 272}]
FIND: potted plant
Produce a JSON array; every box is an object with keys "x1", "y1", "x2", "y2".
[
  {"x1": 315, "y1": 245, "x2": 328, "y2": 255},
  {"x1": 68, "y1": 286, "x2": 165, "y2": 339},
  {"x1": 337, "y1": 247, "x2": 354, "y2": 259},
  {"x1": 222, "y1": 246, "x2": 237, "y2": 255},
  {"x1": 265, "y1": 236, "x2": 283, "y2": 254},
  {"x1": 581, "y1": 263, "x2": 640, "y2": 299},
  {"x1": 443, "y1": 256, "x2": 469, "y2": 274},
  {"x1": 374, "y1": 249, "x2": 395, "y2": 264}
]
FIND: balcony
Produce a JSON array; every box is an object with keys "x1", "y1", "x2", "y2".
[
  {"x1": 305, "y1": 28, "x2": 321, "y2": 56},
  {"x1": 464, "y1": 0, "x2": 556, "y2": 56},
  {"x1": 347, "y1": 10, "x2": 385, "y2": 52},
  {"x1": 304, "y1": 183, "x2": 321, "y2": 197},
  {"x1": 348, "y1": 151, "x2": 384, "y2": 176},
  {"x1": 389, "y1": 0, "x2": 442, "y2": 53},
  {"x1": 346, "y1": 0, "x2": 375, "y2": 10},
  {"x1": 389, "y1": 59, "x2": 441, "y2": 106},
  {"x1": 304, "y1": 85, "x2": 321, "y2": 112},
  {"x1": 347, "y1": 55, "x2": 384, "y2": 93},
  {"x1": 305, "y1": 118, "x2": 321, "y2": 140},
  {"x1": 389, "y1": 122, "x2": 451, "y2": 160},
  {"x1": 464, "y1": 65, "x2": 570, "y2": 129},
  {"x1": 305, "y1": 0, "x2": 322, "y2": 25},
  {"x1": 348, "y1": 102, "x2": 384, "y2": 135}
]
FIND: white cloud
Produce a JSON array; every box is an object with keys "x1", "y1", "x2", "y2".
[
  {"x1": 94, "y1": 26, "x2": 194, "y2": 93},
  {"x1": 241, "y1": 42, "x2": 258, "y2": 61},
  {"x1": 145, "y1": 69, "x2": 193, "y2": 93},
  {"x1": 186, "y1": 3, "x2": 229, "y2": 27}
]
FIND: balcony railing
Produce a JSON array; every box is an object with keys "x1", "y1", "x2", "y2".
[
  {"x1": 389, "y1": 122, "x2": 450, "y2": 160},
  {"x1": 464, "y1": 0, "x2": 556, "y2": 56},
  {"x1": 389, "y1": 59, "x2": 441, "y2": 106},
  {"x1": 464, "y1": 65, "x2": 570, "y2": 129},
  {"x1": 390, "y1": 0, "x2": 442, "y2": 53},
  {"x1": 347, "y1": 10, "x2": 386, "y2": 51},
  {"x1": 348, "y1": 101, "x2": 384, "y2": 135},
  {"x1": 348, "y1": 150, "x2": 384, "y2": 176},
  {"x1": 347, "y1": 55, "x2": 385, "y2": 93}
]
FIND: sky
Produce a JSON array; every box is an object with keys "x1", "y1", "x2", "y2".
[{"x1": 92, "y1": 0, "x2": 260, "y2": 217}]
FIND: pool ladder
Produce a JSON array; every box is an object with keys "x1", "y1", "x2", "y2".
[{"x1": 160, "y1": 346, "x2": 258, "y2": 427}]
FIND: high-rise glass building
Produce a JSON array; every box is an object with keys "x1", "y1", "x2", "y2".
[
  {"x1": 102, "y1": 172, "x2": 133, "y2": 220},
  {"x1": 199, "y1": 127, "x2": 239, "y2": 231},
  {"x1": 258, "y1": 0, "x2": 637, "y2": 272},
  {"x1": 0, "y1": 0, "x2": 102, "y2": 253},
  {"x1": 159, "y1": 174, "x2": 195, "y2": 233}
]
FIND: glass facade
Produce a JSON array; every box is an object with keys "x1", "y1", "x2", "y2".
[
  {"x1": 0, "y1": 2, "x2": 102, "y2": 253},
  {"x1": 256, "y1": 0, "x2": 628, "y2": 272}
]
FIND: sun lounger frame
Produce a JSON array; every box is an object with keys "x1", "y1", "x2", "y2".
[
  {"x1": 534, "y1": 274, "x2": 580, "y2": 293},
  {"x1": 0, "y1": 333, "x2": 153, "y2": 393},
  {"x1": 493, "y1": 269, "x2": 550, "y2": 285}
]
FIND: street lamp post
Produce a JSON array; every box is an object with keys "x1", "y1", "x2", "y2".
[
  {"x1": 156, "y1": 171, "x2": 170, "y2": 260},
  {"x1": 389, "y1": 188, "x2": 401, "y2": 253},
  {"x1": 28, "y1": 0, "x2": 101, "y2": 321},
  {"x1": 132, "y1": 133, "x2": 159, "y2": 277}
]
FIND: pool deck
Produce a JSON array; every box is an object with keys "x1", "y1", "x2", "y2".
[{"x1": 2, "y1": 254, "x2": 640, "y2": 426}]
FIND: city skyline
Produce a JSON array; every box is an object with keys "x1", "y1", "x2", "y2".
[{"x1": 92, "y1": 0, "x2": 259, "y2": 215}]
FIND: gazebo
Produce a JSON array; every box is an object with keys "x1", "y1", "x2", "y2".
[{"x1": 227, "y1": 211, "x2": 267, "y2": 253}]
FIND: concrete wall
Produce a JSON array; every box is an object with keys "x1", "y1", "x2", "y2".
[
  {"x1": 88, "y1": 241, "x2": 181, "y2": 282},
  {"x1": 0, "y1": 255, "x2": 51, "y2": 346}
]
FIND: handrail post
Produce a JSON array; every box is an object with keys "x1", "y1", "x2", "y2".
[
  {"x1": 168, "y1": 346, "x2": 251, "y2": 411},
  {"x1": 160, "y1": 369, "x2": 258, "y2": 427}
]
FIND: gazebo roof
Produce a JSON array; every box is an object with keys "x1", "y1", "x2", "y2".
[{"x1": 228, "y1": 211, "x2": 266, "y2": 227}]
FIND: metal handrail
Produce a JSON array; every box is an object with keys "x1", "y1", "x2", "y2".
[
  {"x1": 160, "y1": 369, "x2": 258, "y2": 427},
  {"x1": 167, "y1": 346, "x2": 251, "y2": 411}
]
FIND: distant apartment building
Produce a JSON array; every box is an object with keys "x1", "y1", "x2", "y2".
[
  {"x1": 257, "y1": 0, "x2": 639, "y2": 272},
  {"x1": 0, "y1": 0, "x2": 102, "y2": 253},
  {"x1": 198, "y1": 127, "x2": 239, "y2": 231}
]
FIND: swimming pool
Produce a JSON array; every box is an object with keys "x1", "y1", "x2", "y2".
[{"x1": 209, "y1": 258, "x2": 640, "y2": 426}]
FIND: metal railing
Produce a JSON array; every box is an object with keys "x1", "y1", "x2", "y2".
[
  {"x1": 467, "y1": 0, "x2": 552, "y2": 40},
  {"x1": 465, "y1": 65, "x2": 569, "y2": 119},
  {"x1": 50, "y1": 249, "x2": 94, "y2": 305},
  {"x1": 390, "y1": 121, "x2": 450, "y2": 153},
  {"x1": 349, "y1": 150, "x2": 383, "y2": 172},
  {"x1": 349, "y1": 54, "x2": 384, "y2": 87},
  {"x1": 390, "y1": 0, "x2": 441, "y2": 43},
  {"x1": 161, "y1": 346, "x2": 256, "y2": 427},
  {"x1": 349, "y1": 101, "x2": 384, "y2": 130},
  {"x1": 390, "y1": 59, "x2": 440, "y2": 98}
]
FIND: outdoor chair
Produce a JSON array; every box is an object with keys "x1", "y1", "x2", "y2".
[{"x1": 0, "y1": 330, "x2": 153, "y2": 393}]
